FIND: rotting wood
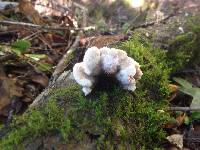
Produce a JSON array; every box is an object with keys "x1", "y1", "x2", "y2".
[{"x1": 30, "y1": 71, "x2": 75, "y2": 108}]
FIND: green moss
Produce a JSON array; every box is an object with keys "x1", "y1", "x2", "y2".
[
  {"x1": 167, "y1": 17, "x2": 200, "y2": 71},
  {"x1": 117, "y1": 32, "x2": 171, "y2": 100},
  {"x1": 48, "y1": 83, "x2": 170, "y2": 149},
  {"x1": 0, "y1": 100, "x2": 71, "y2": 150},
  {"x1": 0, "y1": 34, "x2": 172, "y2": 150}
]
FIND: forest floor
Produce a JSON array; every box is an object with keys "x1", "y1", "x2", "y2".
[{"x1": 0, "y1": 0, "x2": 200, "y2": 149}]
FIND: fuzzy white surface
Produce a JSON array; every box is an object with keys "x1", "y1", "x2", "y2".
[
  {"x1": 83, "y1": 47, "x2": 101, "y2": 76},
  {"x1": 73, "y1": 62, "x2": 95, "y2": 95},
  {"x1": 73, "y1": 47, "x2": 143, "y2": 95},
  {"x1": 100, "y1": 47, "x2": 127, "y2": 74}
]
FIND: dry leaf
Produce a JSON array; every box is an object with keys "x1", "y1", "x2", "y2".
[
  {"x1": 169, "y1": 84, "x2": 178, "y2": 93},
  {"x1": 30, "y1": 73, "x2": 49, "y2": 87},
  {"x1": 0, "y1": 80, "x2": 11, "y2": 114},
  {"x1": 167, "y1": 134, "x2": 183, "y2": 149},
  {"x1": 0, "y1": 66, "x2": 23, "y2": 115},
  {"x1": 176, "y1": 113, "x2": 186, "y2": 126},
  {"x1": 162, "y1": 122, "x2": 178, "y2": 129},
  {"x1": 174, "y1": 77, "x2": 200, "y2": 109},
  {"x1": 163, "y1": 113, "x2": 186, "y2": 129},
  {"x1": 19, "y1": 0, "x2": 45, "y2": 25}
]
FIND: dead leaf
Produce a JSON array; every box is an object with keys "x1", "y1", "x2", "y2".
[
  {"x1": 0, "y1": 66, "x2": 23, "y2": 115},
  {"x1": 48, "y1": 34, "x2": 66, "y2": 43},
  {"x1": 163, "y1": 113, "x2": 186, "y2": 128},
  {"x1": 29, "y1": 73, "x2": 49, "y2": 87},
  {"x1": 169, "y1": 84, "x2": 178, "y2": 93},
  {"x1": 176, "y1": 113, "x2": 186, "y2": 126},
  {"x1": 19, "y1": 0, "x2": 45, "y2": 25},
  {"x1": 174, "y1": 77, "x2": 200, "y2": 109},
  {"x1": 0, "y1": 80, "x2": 11, "y2": 114},
  {"x1": 0, "y1": 66, "x2": 23, "y2": 97},
  {"x1": 22, "y1": 84, "x2": 38, "y2": 103},
  {"x1": 167, "y1": 134, "x2": 183, "y2": 149},
  {"x1": 162, "y1": 122, "x2": 178, "y2": 129}
]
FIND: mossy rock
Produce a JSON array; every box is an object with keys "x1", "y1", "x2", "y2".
[{"x1": 0, "y1": 35, "x2": 172, "y2": 150}]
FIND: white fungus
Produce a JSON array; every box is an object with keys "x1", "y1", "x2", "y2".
[
  {"x1": 73, "y1": 46, "x2": 143, "y2": 95},
  {"x1": 83, "y1": 46, "x2": 101, "y2": 76}
]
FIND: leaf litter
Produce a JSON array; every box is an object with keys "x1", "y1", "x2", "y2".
[
  {"x1": 0, "y1": 0, "x2": 200, "y2": 149},
  {"x1": 0, "y1": 0, "x2": 80, "y2": 121}
]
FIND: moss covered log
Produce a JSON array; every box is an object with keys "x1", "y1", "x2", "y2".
[{"x1": 0, "y1": 34, "x2": 175, "y2": 150}]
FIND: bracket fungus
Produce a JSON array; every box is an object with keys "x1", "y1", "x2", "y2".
[{"x1": 73, "y1": 47, "x2": 143, "y2": 95}]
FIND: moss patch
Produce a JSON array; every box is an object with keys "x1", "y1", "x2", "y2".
[
  {"x1": 117, "y1": 32, "x2": 171, "y2": 100},
  {"x1": 49, "y1": 84, "x2": 170, "y2": 149},
  {"x1": 0, "y1": 100, "x2": 71, "y2": 150},
  {"x1": 167, "y1": 17, "x2": 200, "y2": 71},
  {"x1": 0, "y1": 34, "x2": 172, "y2": 150}
]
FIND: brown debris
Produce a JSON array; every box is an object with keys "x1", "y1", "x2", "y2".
[{"x1": 19, "y1": 0, "x2": 46, "y2": 25}]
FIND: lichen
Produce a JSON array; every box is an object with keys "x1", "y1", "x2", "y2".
[{"x1": 0, "y1": 34, "x2": 173, "y2": 150}]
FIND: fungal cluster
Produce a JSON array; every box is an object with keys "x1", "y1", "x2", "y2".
[{"x1": 73, "y1": 47, "x2": 143, "y2": 95}]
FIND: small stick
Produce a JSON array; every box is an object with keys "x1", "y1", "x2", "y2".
[
  {"x1": 0, "y1": 20, "x2": 95, "y2": 31},
  {"x1": 168, "y1": 107, "x2": 200, "y2": 111},
  {"x1": 23, "y1": 31, "x2": 42, "y2": 40},
  {"x1": 131, "y1": 5, "x2": 180, "y2": 31},
  {"x1": 50, "y1": 36, "x2": 80, "y2": 85},
  {"x1": 131, "y1": 12, "x2": 175, "y2": 30}
]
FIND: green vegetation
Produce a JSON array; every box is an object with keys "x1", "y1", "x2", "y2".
[
  {"x1": 0, "y1": 34, "x2": 174, "y2": 149},
  {"x1": 11, "y1": 40, "x2": 31, "y2": 55},
  {"x1": 118, "y1": 32, "x2": 171, "y2": 100},
  {"x1": 0, "y1": 39, "x2": 52, "y2": 73},
  {"x1": 0, "y1": 100, "x2": 71, "y2": 150},
  {"x1": 174, "y1": 77, "x2": 200, "y2": 125},
  {"x1": 167, "y1": 17, "x2": 200, "y2": 71}
]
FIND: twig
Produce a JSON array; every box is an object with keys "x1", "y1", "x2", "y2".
[
  {"x1": 37, "y1": 33, "x2": 54, "y2": 51},
  {"x1": 0, "y1": 20, "x2": 95, "y2": 31},
  {"x1": 31, "y1": 1, "x2": 88, "y2": 108},
  {"x1": 50, "y1": 37, "x2": 80, "y2": 85},
  {"x1": 23, "y1": 31, "x2": 42, "y2": 40},
  {"x1": 168, "y1": 107, "x2": 200, "y2": 111},
  {"x1": 49, "y1": 1, "x2": 88, "y2": 84},
  {"x1": 131, "y1": 12, "x2": 175, "y2": 30}
]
